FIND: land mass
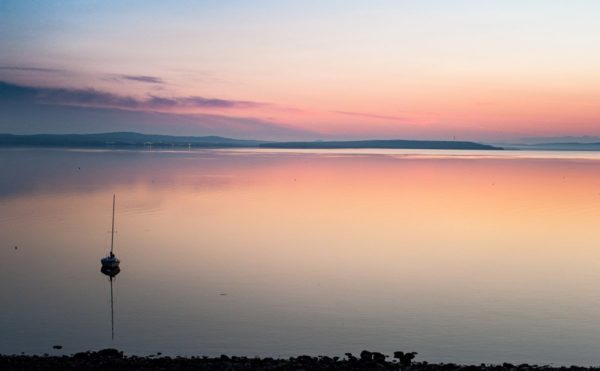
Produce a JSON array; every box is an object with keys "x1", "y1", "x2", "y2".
[
  {"x1": 505, "y1": 142, "x2": 600, "y2": 151},
  {"x1": 0, "y1": 132, "x2": 264, "y2": 148},
  {"x1": 0, "y1": 132, "x2": 503, "y2": 150},
  {"x1": 260, "y1": 139, "x2": 501, "y2": 150}
]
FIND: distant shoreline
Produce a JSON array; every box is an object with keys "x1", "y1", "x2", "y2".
[
  {"x1": 0, "y1": 349, "x2": 596, "y2": 370},
  {"x1": 0, "y1": 132, "x2": 503, "y2": 150},
  {"x1": 260, "y1": 139, "x2": 502, "y2": 150}
]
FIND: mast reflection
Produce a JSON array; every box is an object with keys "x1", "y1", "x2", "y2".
[{"x1": 101, "y1": 266, "x2": 120, "y2": 340}]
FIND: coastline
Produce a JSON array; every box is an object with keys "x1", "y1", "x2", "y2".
[
  {"x1": 2, "y1": 349, "x2": 598, "y2": 371},
  {"x1": 0, "y1": 132, "x2": 503, "y2": 151}
]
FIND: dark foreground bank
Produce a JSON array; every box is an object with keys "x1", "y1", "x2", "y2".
[{"x1": 1, "y1": 349, "x2": 598, "y2": 371}]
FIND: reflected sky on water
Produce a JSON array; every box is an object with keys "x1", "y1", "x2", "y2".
[{"x1": 2, "y1": 147, "x2": 600, "y2": 365}]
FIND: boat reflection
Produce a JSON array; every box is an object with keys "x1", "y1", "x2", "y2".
[{"x1": 101, "y1": 266, "x2": 120, "y2": 340}]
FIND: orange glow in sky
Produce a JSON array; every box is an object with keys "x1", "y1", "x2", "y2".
[{"x1": 2, "y1": 1, "x2": 600, "y2": 140}]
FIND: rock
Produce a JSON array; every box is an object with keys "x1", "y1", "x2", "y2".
[
  {"x1": 96, "y1": 348, "x2": 123, "y2": 358},
  {"x1": 394, "y1": 351, "x2": 418, "y2": 366},
  {"x1": 0, "y1": 351, "x2": 593, "y2": 370},
  {"x1": 360, "y1": 350, "x2": 372, "y2": 361},
  {"x1": 372, "y1": 352, "x2": 386, "y2": 362},
  {"x1": 73, "y1": 351, "x2": 90, "y2": 359}
]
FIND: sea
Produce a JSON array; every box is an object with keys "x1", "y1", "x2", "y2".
[{"x1": 2, "y1": 147, "x2": 600, "y2": 365}]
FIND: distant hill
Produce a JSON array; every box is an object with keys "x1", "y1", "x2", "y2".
[
  {"x1": 0, "y1": 132, "x2": 265, "y2": 148},
  {"x1": 498, "y1": 136, "x2": 600, "y2": 151},
  {"x1": 517, "y1": 136, "x2": 600, "y2": 144},
  {"x1": 509, "y1": 142, "x2": 600, "y2": 151},
  {"x1": 260, "y1": 139, "x2": 502, "y2": 150},
  {"x1": 0, "y1": 133, "x2": 502, "y2": 150}
]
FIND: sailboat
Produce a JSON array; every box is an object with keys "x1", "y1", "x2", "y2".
[
  {"x1": 100, "y1": 194, "x2": 120, "y2": 340},
  {"x1": 101, "y1": 194, "x2": 120, "y2": 269}
]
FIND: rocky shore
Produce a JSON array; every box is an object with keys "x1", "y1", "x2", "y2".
[{"x1": 1, "y1": 349, "x2": 598, "y2": 371}]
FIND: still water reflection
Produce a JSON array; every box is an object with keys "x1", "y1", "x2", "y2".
[{"x1": 2, "y1": 148, "x2": 600, "y2": 365}]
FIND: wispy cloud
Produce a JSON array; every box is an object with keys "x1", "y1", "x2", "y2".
[
  {"x1": 145, "y1": 95, "x2": 260, "y2": 109},
  {"x1": 0, "y1": 66, "x2": 64, "y2": 73},
  {"x1": 117, "y1": 74, "x2": 164, "y2": 84},
  {"x1": 0, "y1": 81, "x2": 316, "y2": 140},
  {"x1": 0, "y1": 81, "x2": 264, "y2": 111},
  {"x1": 334, "y1": 110, "x2": 407, "y2": 121}
]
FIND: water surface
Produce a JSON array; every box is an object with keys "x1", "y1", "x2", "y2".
[{"x1": 2, "y1": 147, "x2": 600, "y2": 365}]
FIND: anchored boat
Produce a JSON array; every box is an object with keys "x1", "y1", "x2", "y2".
[{"x1": 101, "y1": 194, "x2": 120, "y2": 269}]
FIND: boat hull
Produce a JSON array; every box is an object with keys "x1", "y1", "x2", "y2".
[
  {"x1": 101, "y1": 265, "x2": 120, "y2": 277},
  {"x1": 101, "y1": 256, "x2": 120, "y2": 268}
]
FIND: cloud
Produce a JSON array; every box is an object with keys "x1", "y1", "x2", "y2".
[
  {"x1": 334, "y1": 110, "x2": 407, "y2": 121},
  {"x1": 0, "y1": 94, "x2": 315, "y2": 141},
  {"x1": 0, "y1": 80, "x2": 264, "y2": 111},
  {"x1": 117, "y1": 74, "x2": 164, "y2": 84},
  {"x1": 0, "y1": 80, "x2": 317, "y2": 140},
  {"x1": 0, "y1": 66, "x2": 64, "y2": 73},
  {"x1": 147, "y1": 95, "x2": 259, "y2": 109}
]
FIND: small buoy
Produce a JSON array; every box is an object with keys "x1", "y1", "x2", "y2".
[{"x1": 14, "y1": 245, "x2": 18, "y2": 250}]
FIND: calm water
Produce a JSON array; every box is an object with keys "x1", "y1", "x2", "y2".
[{"x1": 2, "y1": 147, "x2": 600, "y2": 365}]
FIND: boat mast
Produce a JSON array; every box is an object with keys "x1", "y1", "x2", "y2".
[{"x1": 110, "y1": 194, "x2": 115, "y2": 254}]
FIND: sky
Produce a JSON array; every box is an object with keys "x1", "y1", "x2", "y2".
[{"x1": 1, "y1": 0, "x2": 600, "y2": 141}]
